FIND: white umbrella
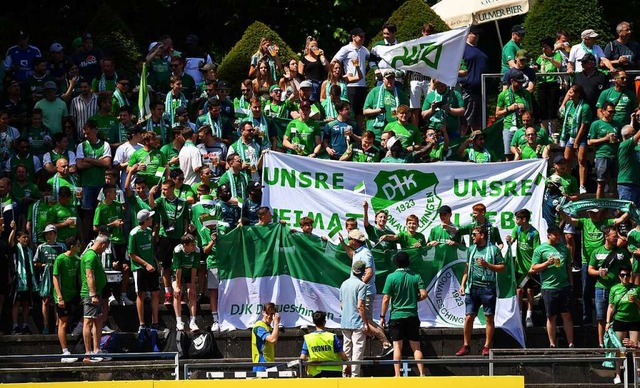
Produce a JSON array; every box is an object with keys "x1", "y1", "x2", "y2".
[{"x1": 432, "y1": 0, "x2": 532, "y2": 46}]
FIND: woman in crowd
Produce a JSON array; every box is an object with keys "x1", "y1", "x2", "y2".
[
  {"x1": 60, "y1": 63, "x2": 82, "y2": 102},
  {"x1": 559, "y1": 84, "x2": 592, "y2": 193},
  {"x1": 298, "y1": 36, "x2": 329, "y2": 102},
  {"x1": 252, "y1": 60, "x2": 275, "y2": 95},
  {"x1": 248, "y1": 37, "x2": 282, "y2": 82},
  {"x1": 278, "y1": 58, "x2": 302, "y2": 101},
  {"x1": 320, "y1": 60, "x2": 349, "y2": 101}
]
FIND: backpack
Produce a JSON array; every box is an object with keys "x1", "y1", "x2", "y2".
[
  {"x1": 135, "y1": 327, "x2": 160, "y2": 352},
  {"x1": 163, "y1": 330, "x2": 190, "y2": 358},
  {"x1": 515, "y1": 225, "x2": 536, "y2": 246},
  {"x1": 188, "y1": 332, "x2": 222, "y2": 359},
  {"x1": 100, "y1": 332, "x2": 122, "y2": 353}
]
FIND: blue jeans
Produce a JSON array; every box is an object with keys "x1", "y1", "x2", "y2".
[
  {"x1": 581, "y1": 263, "x2": 595, "y2": 324},
  {"x1": 618, "y1": 183, "x2": 640, "y2": 208},
  {"x1": 594, "y1": 288, "x2": 610, "y2": 322},
  {"x1": 465, "y1": 285, "x2": 497, "y2": 316}
]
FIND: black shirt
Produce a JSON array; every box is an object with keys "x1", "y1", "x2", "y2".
[{"x1": 574, "y1": 70, "x2": 610, "y2": 113}]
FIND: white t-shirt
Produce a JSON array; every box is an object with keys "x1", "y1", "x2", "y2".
[
  {"x1": 332, "y1": 43, "x2": 370, "y2": 88},
  {"x1": 569, "y1": 43, "x2": 605, "y2": 72},
  {"x1": 113, "y1": 141, "x2": 143, "y2": 189},
  {"x1": 179, "y1": 142, "x2": 203, "y2": 185}
]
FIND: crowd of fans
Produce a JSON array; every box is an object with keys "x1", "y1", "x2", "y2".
[{"x1": 1, "y1": 20, "x2": 640, "y2": 375}]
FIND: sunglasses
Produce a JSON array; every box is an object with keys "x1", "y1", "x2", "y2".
[
  {"x1": 471, "y1": 232, "x2": 480, "y2": 236},
  {"x1": 620, "y1": 273, "x2": 631, "y2": 278},
  {"x1": 605, "y1": 110, "x2": 615, "y2": 114},
  {"x1": 618, "y1": 76, "x2": 628, "y2": 81}
]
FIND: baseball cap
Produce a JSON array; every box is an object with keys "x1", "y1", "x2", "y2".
[
  {"x1": 43, "y1": 81, "x2": 58, "y2": 90},
  {"x1": 506, "y1": 68, "x2": 526, "y2": 83},
  {"x1": 382, "y1": 69, "x2": 395, "y2": 78},
  {"x1": 299, "y1": 80, "x2": 313, "y2": 88},
  {"x1": 269, "y1": 85, "x2": 282, "y2": 93},
  {"x1": 148, "y1": 41, "x2": 159, "y2": 52},
  {"x1": 175, "y1": 106, "x2": 188, "y2": 116},
  {"x1": 137, "y1": 209, "x2": 155, "y2": 223},
  {"x1": 438, "y1": 205, "x2": 452, "y2": 215},
  {"x1": 217, "y1": 80, "x2": 230, "y2": 90},
  {"x1": 581, "y1": 29, "x2": 599, "y2": 39},
  {"x1": 386, "y1": 136, "x2": 399, "y2": 149},
  {"x1": 352, "y1": 260, "x2": 366, "y2": 275},
  {"x1": 516, "y1": 49, "x2": 529, "y2": 60},
  {"x1": 82, "y1": 32, "x2": 93, "y2": 41},
  {"x1": 580, "y1": 53, "x2": 596, "y2": 63},
  {"x1": 248, "y1": 180, "x2": 264, "y2": 192},
  {"x1": 44, "y1": 224, "x2": 57, "y2": 234},
  {"x1": 50, "y1": 43, "x2": 64, "y2": 53},
  {"x1": 350, "y1": 27, "x2": 365, "y2": 36},
  {"x1": 348, "y1": 229, "x2": 366, "y2": 242},
  {"x1": 201, "y1": 63, "x2": 217, "y2": 71},
  {"x1": 553, "y1": 155, "x2": 567, "y2": 164},
  {"x1": 58, "y1": 186, "x2": 72, "y2": 197},
  {"x1": 548, "y1": 175, "x2": 562, "y2": 185},
  {"x1": 511, "y1": 24, "x2": 525, "y2": 35}
]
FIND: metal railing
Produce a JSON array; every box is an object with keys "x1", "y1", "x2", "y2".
[{"x1": 0, "y1": 352, "x2": 180, "y2": 380}]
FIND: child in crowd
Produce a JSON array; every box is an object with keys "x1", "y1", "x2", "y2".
[{"x1": 172, "y1": 233, "x2": 201, "y2": 332}]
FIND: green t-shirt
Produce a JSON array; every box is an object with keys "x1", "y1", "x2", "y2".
[
  {"x1": 501, "y1": 39, "x2": 522, "y2": 73},
  {"x1": 383, "y1": 121, "x2": 421, "y2": 149},
  {"x1": 128, "y1": 226, "x2": 156, "y2": 271},
  {"x1": 126, "y1": 193, "x2": 151, "y2": 229},
  {"x1": 588, "y1": 119, "x2": 621, "y2": 159},
  {"x1": 159, "y1": 144, "x2": 180, "y2": 171},
  {"x1": 596, "y1": 88, "x2": 638, "y2": 125},
  {"x1": 577, "y1": 217, "x2": 614, "y2": 264},
  {"x1": 80, "y1": 249, "x2": 106, "y2": 298},
  {"x1": 77, "y1": 139, "x2": 110, "y2": 187},
  {"x1": 559, "y1": 100, "x2": 592, "y2": 139},
  {"x1": 93, "y1": 201, "x2": 125, "y2": 244},
  {"x1": 510, "y1": 226, "x2": 541, "y2": 275},
  {"x1": 510, "y1": 125, "x2": 549, "y2": 148},
  {"x1": 496, "y1": 88, "x2": 533, "y2": 131},
  {"x1": 609, "y1": 283, "x2": 640, "y2": 322},
  {"x1": 381, "y1": 268, "x2": 425, "y2": 320},
  {"x1": 28, "y1": 200, "x2": 53, "y2": 245},
  {"x1": 466, "y1": 244, "x2": 504, "y2": 288},
  {"x1": 427, "y1": 225, "x2": 464, "y2": 264},
  {"x1": 48, "y1": 203, "x2": 79, "y2": 243},
  {"x1": 555, "y1": 173, "x2": 579, "y2": 195},
  {"x1": 520, "y1": 144, "x2": 543, "y2": 159},
  {"x1": 25, "y1": 126, "x2": 51, "y2": 156},
  {"x1": 589, "y1": 245, "x2": 631, "y2": 289},
  {"x1": 421, "y1": 89, "x2": 464, "y2": 133},
  {"x1": 7, "y1": 154, "x2": 38, "y2": 184},
  {"x1": 155, "y1": 196, "x2": 188, "y2": 238},
  {"x1": 175, "y1": 184, "x2": 196, "y2": 202},
  {"x1": 171, "y1": 244, "x2": 201, "y2": 272},
  {"x1": 128, "y1": 148, "x2": 167, "y2": 188},
  {"x1": 12, "y1": 182, "x2": 40, "y2": 201},
  {"x1": 284, "y1": 119, "x2": 321, "y2": 156},
  {"x1": 397, "y1": 231, "x2": 426, "y2": 249},
  {"x1": 364, "y1": 224, "x2": 395, "y2": 251},
  {"x1": 89, "y1": 113, "x2": 120, "y2": 143},
  {"x1": 150, "y1": 58, "x2": 171, "y2": 93},
  {"x1": 191, "y1": 203, "x2": 218, "y2": 268},
  {"x1": 52, "y1": 252, "x2": 80, "y2": 303},
  {"x1": 35, "y1": 242, "x2": 67, "y2": 266},
  {"x1": 463, "y1": 147, "x2": 496, "y2": 163},
  {"x1": 459, "y1": 221, "x2": 503, "y2": 246},
  {"x1": 618, "y1": 137, "x2": 640, "y2": 185},
  {"x1": 628, "y1": 229, "x2": 640, "y2": 272},
  {"x1": 535, "y1": 52, "x2": 562, "y2": 83},
  {"x1": 531, "y1": 242, "x2": 571, "y2": 290},
  {"x1": 351, "y1": 144, "x2": 380, "y2": 163},
  {"x1": 363, "y1": 86, "x2": 409, "y2": 139}
]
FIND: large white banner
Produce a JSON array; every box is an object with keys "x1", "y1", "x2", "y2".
[
  {"x1": 262, "y1": 153, "x2": 549, "y2": 243},
  {"x1": 373, "y1": 27, "x2": 469, "y2": 87}
]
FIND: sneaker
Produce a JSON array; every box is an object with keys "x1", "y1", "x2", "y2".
[
  {"x1": 176, "y1": 321, "x2": 185, "y2": 331},
  {"x1": 525, "y1": 316, "x2": 534, "y2": 328},
  {"x1": 482, "y1": 346, "x2": 490, "y2": 356},
  {"x1": 568, "y1": 343, "x2": 574, "y2": 348},
  {"x1": 102, "y1": 324, "x2": 114, "y2": 334},
  {"x1": 21, "y1": 325, "x2": 31, "y2": 335},
  {"x1": 379, "y1": 346, "x2": 394, "y2": 358},
  {"x1": 108, "y1": 294, "x2": 118, "y2": 308},
  {"x1": 210, "y1": 322, "x2": 220, "y2": 332},
  {"x1": 72, "y1": 322, "x2": 83, "y2": 337},
  {"x1": 42, "y1": 327, "x2": 50, "y2": 335},
  {"x1": 571, "y1": 264, "x2": 581, "y2": 273},
  {"x1": 90, "y1": 355, "x2": 103, "y2": 363},
  {"x1": 121, "y1": 295, "x2": 135, "y2": 306},
  {"x1": 189, "y1": 321, "x2": 199, "y2": 332},
  {"x1": 164, "y1": 291, "x2": 172, "y2": 305},
  {"x1": 96, "y1": 350, "x2": 111, "y2": 361},
  {"x1": 614, "y1": 375, "x2": 622, "y2": 384},
  {"x1": 455, "y1": 345, "x2": 470, "y2": 356},
  {"x1": 11, "y1": 326, "x2": 19, "y2": 335},
  {"x1": 579, "y1": 185, "x2": 587, "y2": 194},
  {"x1": 61, "y1": 350, "x2": 77, "y2": 363}
]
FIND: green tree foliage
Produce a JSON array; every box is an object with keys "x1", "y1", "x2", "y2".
[
  {"x1": 366, "y1": 0, "x2": 450, "y2": 88},
  {"x1": 218, "y1": 21, "x2": 298, "y2": 96},
  {"x1": 523, "y1": 0, "x2": 612, "y2": 55},
  {"x1": 87, "y1": 4, "x2": 142, "y2": 76}
]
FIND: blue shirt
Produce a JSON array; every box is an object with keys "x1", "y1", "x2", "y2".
[
  {"x1": 301, "y1": 330, "x2": 343, "y2": 355},
  {"x1": 323, "y1": 119, "x2": 360, "y2": 157},
  {"x1": 353, "y1": 245, "x2": 375, "y2": 295},
  {"x1": 4, "y1": 45, "x2": 42, "y2": 84},
  {"x1": 252, "y1": 325, "x2": 270, "y2": 372},
  {"x1": 339, "y1": 275, "x2": 367, "y2": 329},
  {"x1": 459, "y1": 43, "x2": 489, "y2": 91}
]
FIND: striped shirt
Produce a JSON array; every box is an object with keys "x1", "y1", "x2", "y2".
[{"x1": 70, "y1": 94, "x2": 98, "y2": 138}]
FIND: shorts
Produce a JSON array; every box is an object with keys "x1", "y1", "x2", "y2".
[
  {"x1": 612, "y1": 320, "x2": 640, "y2": 332},
  {"x1": 503, "y1": 129, "x2": 515, "y2": 155},
  {"x1": 158, "y1": 237, "x2": 181, "y2": 268},
  {"x1": 594, "y1": 158, "x2": 617, "y2": 182},
  {"x1": 172, "y1": 271, "x2": 193, "y2": 284},
  {"x1": 462, "y1": 89, "x2": 482, "y2": 128},
  {"x1": 388, "y1": 316, "x2": 421, "y2": 342},
  {"x1": 595, "y1": 287, "x2": 610, "y2": 322},
  {"x1": 618, "y1": 183, "x2": 640, "y2": 208},
  {"x1": 83, "y1": 297, "x2": 103, "y2": 319},
  {"x1": 542, "y1": 287, "x2": 572, "y2": 317},
  {"x1": 56, "y1": 302, "x2": 75, "y2": 318},
  {"x1": 465, "y1": 285, "x2": 497, "y2": 316},
  {"x1": 112, "y1": 244, "x2": 129, "y2": 263},
  {"x1": 134, "y1": 269, "x2": 160, "y2": 293},
  {"x1": 14, "y1": 291, "x2": 31, "y2": 303},
  {"x1": 207, "y1": 268, "x2": 220, "y2": 289},
  {"x1": 563, "y1": 135, "x2": 587, "y2": 148},
  {"x1": 81, "y1": 186, "x2": 102, "y2": 210},
  {"x1": 409, "y1": 80, "x2": 430, "y2": 109},
  {"x1": 347, "y1": 87, "x2": 367, "y2": 115}
]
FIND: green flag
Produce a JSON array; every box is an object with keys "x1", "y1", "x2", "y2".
[{"x1": 137, "y1": 63, "x2": 151, "y2": 124}]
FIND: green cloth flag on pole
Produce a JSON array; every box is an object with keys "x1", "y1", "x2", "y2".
[{"x1": 137, "y1": 63, "x2": 151, "y2": 124}]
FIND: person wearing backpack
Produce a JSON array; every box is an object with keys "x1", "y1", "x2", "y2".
[{"x1": 506, "y1": 209, "x2": 541, "y2": 328}]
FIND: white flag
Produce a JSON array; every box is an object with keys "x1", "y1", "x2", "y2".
[{"x1": 374, "y1": 27, "x2": 469, "y2": 87}]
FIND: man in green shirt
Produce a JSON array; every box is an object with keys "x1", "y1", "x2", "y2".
[
  {"x1": 49, "y1": 186, "x2": 81, "y2": 244},
  {"x1": 457, "y1": 226, "x2": 504, "y2": 357},
  {"x1": 530, "y1": 225, "x2": 574, "y2": 348},
  {"x1": 587, "y1": 226, "x2": 632, "y2": 347},
  {"x1": 27, "y1": 184, "x2": 54, "y2": 245},
  {"x1": 362, "y1": 70, "x2": 409, "y2": 142},
  {"x1": 282, "y1": 101, "x2": 322, "y2": 157},
  {"x1": 380, "y1": 251, "x2": 427, "y2": 377},
  {"x1": 53, "y1": 235, "x2": 82, "y2": 362},
  {"x1": 128, "y1": 131, "x2": 168, "y2": 188},
  {"x1": 129, "y1": 209, "x2": 160, "y2": 330},
  {"x1": 457, "y1": 129, "x2": 497, "y2": 163},
  {"x1": 149, "y1": 178, "x2": 190, "y2": 305},
  {"x1": 362, "y1": 200, "x2": 394, "y2": 251},
  {"x1": 506, "y1": 209, "x2": 540, "y2": 328},
  {"x1": 587, "y1": 101, "x2": 622, "y2": 198},
  {"x1": 80, "y1": 234, "x2": 109, "y2": 362},
  {"x1": 617, "y1": 124, "x2": 640, "y2": 207},
  {"x1": 596, "y1": 70, "x2": 638, "y2": 125},
  {"x1": 171, "y1": 233, "x2": 201, "y2": 332},
  {"x1": 495, "y1": 69, "x2": 533, "y2": 159},
  {"x1": 501, "y1": 25, "x2": 525, "y2": 73},
  {"x1": 88, "y1": 93, "x2": 119, "y2": 146},
  {"x1": 427, "y1": 205, "x2": 464, "y2": 266},
  {"x1": 385, "y1": 104, "x2": 421, "y2": 149},
  {"x1": 458, "y1": 203, "x2": 504, "y2": 249},
  {"x1": 421, "y1": 80, "x2": 465, "y2": 137}
]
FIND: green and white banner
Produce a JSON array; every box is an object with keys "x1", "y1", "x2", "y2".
[
  {"x1": 373, "y1": 27, "x2": 469, "y2": 86},
  {"x1": 218, "y1": 155, "x2": 548, "y2": 346}
]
